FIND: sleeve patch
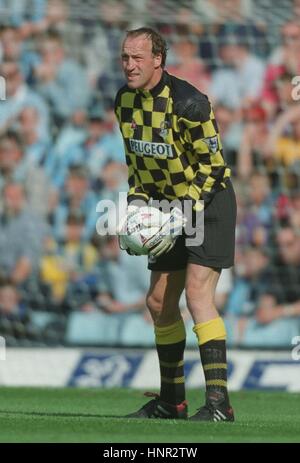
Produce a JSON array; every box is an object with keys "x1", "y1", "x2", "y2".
[{"x1": 202, "y1": 135, "x2": 219, "y2": 154}]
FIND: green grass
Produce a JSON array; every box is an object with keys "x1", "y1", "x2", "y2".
[{"x1": 0, "y1": 387, "x2": 299, "y2": 443}]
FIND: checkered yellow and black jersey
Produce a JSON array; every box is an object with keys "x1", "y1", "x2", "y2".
[{"x1": 115, "y1": 71, "x2": 231, "y2": 207}]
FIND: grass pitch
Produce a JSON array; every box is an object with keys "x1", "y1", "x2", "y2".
[{"x1": 0, "y1": 387, "x2": 299, "y2": 443}]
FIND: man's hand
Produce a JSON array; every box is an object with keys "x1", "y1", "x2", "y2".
[
  {"x1": 117, "y1": 205, "x2": 139, "y2": 255},
  {"x1": 104, "y1": 300, "x2": 127, "y2": 313},
  {"x1": 146, "y1": 207, "x2": 187, "y2": 258}
]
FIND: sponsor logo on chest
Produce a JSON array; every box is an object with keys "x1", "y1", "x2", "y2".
[{"x1": 129, "y1": 138, "x2": 173, "y2": 158}]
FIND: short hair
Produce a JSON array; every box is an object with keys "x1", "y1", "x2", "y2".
[
  {"x1": 125, "y1": 27, "x2": 168, "y2": 68},
  {"x1": 68, "y1": 165, "x2": 89, "y2": 179},
  {"x1": 0, "y1": 130, "x2": 23, "y2": 150},
  {"x1": 0, "y1": 275, "x2": 14, "y2": 289},
  {"x1": 66, "y1": 211, "x2": 85, "y2": 226},
  {"x1": 42, "y1": 30, "x2": 63, "y2": 44},
  {"x1": 39, "y1": 30, "x2": 64, "y2": 53}
]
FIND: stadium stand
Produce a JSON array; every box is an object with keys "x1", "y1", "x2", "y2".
[{"x1": 0, "y1": 0, "x2": 300, "y2": 348}]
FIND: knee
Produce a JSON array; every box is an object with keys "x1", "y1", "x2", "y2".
[
  {"x1": 185, "y1": 279, "x2": 207, "y2": 300},
  {"x1": 185, "y1": 278, "x2": 212, "y2": 310},
  {"x1": 146, "y1": 292, "x2": 164, "y2": 316},
  {"x1": 146, "y1": 292, "x2": 180, "y2": 325}
]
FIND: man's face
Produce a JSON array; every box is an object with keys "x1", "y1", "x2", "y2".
[
  {"x1": 1, "y1": 62, "x2": 22, "y2": 96},
  {"x1": 0, "y1": 139, "x2": 21, "y2": 172},
  {"x1": 1, "y1": 28, "x2": 21, "y2": 59},
  {"x1": 66, "y1": 175, "x2": 88, "y2": 199},
  {"x1": 66, "y1": 223, "x2": 83, "y2": 242},
  {"x1": 121, "y1": 35, "x2": 162, "y2": 90},
  {"x1": 3, "y1": 184, "x2": 25, "y2": 213},
  {"x1": 88, "y1": 119, "x2": 106, "y2": 140},
  {"x1": 282, "y1": 23, "x2": 300, "y2": 48},
  {"x1": 0, "y1": 285, "x2": 19, "y2": 314},
  {"x1": 277, "y1": 229, "x2": 300, "y2": 264},
  {"x1": 19, "y1": 107, "x2": 38, "y2": 134},
  {"x1": 42, "y1": 39, "x2": 63, "y2": 65}
]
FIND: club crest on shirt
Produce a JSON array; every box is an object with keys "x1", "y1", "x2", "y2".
[
  {"x1": 203, "y1": 135, "x2": 219, "y2": 153},
  {"x1": 159, "y1": 120, "x2": 170, "y2": 139}
]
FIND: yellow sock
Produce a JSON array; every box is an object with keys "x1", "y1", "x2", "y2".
[
  {"x1": 193, "y1": 317, "x2": 226, "y2": 345},
  {"x1": 155, "y1": 319, "x2": 186, "y2": 405},
  {"x1": 155, "y1": 319, "x2": 186, "y2": 344},
  {"x1": 193, "y1": 317, "x2": 229, "y2": 405}
]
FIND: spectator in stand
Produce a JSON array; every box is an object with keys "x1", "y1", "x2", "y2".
[
  {"x1": 61, "y1": 212, "x2": 97, "y2": 283},
  {"x1": 42, "y1": 0, "x2": 82, "y2": 51},
  {"x1": 226, "y1": 247, "x2": 270, "y2": 317},
  {"x1": 0, "y1": 276, "x2": 33, "y2": 345},
  {"x1": 0, "y1": 182, "x2": 47, "y2": 286},
  {"x1": 39, "y1": 235, "x2": 69, "y2": 304},
  {"x1": 52, "y1": 109, "x2": 87, "y2": 162},
  {"x1": 93, "y1": 160, "x2": 128, "y2": 238},
  {"x1": 293, "y1": 0, "x2": 300, "y2": 20},
  {"x1": 213, "y1": 104, "x2": 243, "y2": 169},
  {"x1": 40, "y1": 213, "x2": 98, "y2": 304},
  {"x1": 264, "y1": 105, "x2": 300, "y2": 167},
  {"x1": 233, "y1": 178, "x2": 248, "y2": 249},
  {"x1": 17, "y1": 106, "x2": 52, "y2": 173},
  {"x1": 0, "y1": 276, "x2": 27, "y2": 319},
  {"x1": 0, "y1": 130, "x2": 54, "y2": 218},
  {"x1": 239, "y1": 172, "x2": 275, "y2": 249},
  {"x1": 261, "y1": 22, "x2": 300, "y2": 118},
  {"x1": 167, "y1": 30, "x2": 211, "y2": 94},
  {"x1": 275, "y1": 71, "x2": 298, "y2": 113},
  {"x1": 195, "y1": 3, "x2": 269, "y2": 68},
  {"x1": 210, "y1": 35, "x2": 265, "y2": 110},
  {"x1": 266, "y1": 226, "x2": 300, "y2": 304},
  {"x1": 82, "y1": 105, "x2": 125, "y2": 171},
  {"x1": 224, "y1": 246, "x2": 270, "y2": 345},
  {"x1": 286, "y1": 188, "x2": 300, "y2": 235},
  {"x1": 216, "y1": 18, "x2": 269, "y2": 58},
  {"x1": 93, "y1": 1, "x2": 129, "y2": 101},
  {"x1": 52, "y1": 105, "x2": 124, "y2": 189},
  {"x1": 269, "y1": 22, "x2": 300, "y2": 75},
  {"x1": 52, "y1": 165, "x2": 97, "y2": 242},
  {"x1": 0, "y1": 25, "x2": 40, "y2": 84},
  {"x1": 34, "y1": 31, "x2": 91, "y2": 125},
  {"x1": 237, "y1": 103, "x2": 271, "y2": 179},
  {"x1": 95, "y1": 160, "x2": 128, "y2": 200},
  {"x1": 0, "y1": 60, "x2": 49, "y2": 139},
  {"x1": 195, "y1": 0, "x2": 258, "y2": 27},
  {"x1": 271, "y1": 165, "x2": 300, "y2": 229},
  {"x1": 241, "y1": 226, "x2": 300, "y2": 347},
  {"x1": 90, "y1": 236, "x2": 149, "y2": 317},
  {"x1": 0, "y1": 0, "x2": 47, "y2": 35},
  {"x1": 0, "y1": 274, "x2": 45, "y2": 345}
]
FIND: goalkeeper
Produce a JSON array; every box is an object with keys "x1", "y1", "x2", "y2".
[{"x1": 115, "y1": 27, "x2": 236, "y2": 421}]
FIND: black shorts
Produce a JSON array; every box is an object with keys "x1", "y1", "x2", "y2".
[{"x1": 148, "y1": 181, "x2": 237, "y2": 271}]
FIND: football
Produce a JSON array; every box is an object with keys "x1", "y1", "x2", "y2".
[{"x1": 121, "y1": 206, "x2": 168, "y2": 255}]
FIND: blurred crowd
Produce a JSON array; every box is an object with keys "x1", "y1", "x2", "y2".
[{"x1": 0, "y1": 0, "x2": 300, "y2": 348}]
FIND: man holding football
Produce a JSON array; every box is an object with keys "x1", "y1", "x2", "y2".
[{"x1": 115, "y1": 27, "x2": 236, "y2": 421}]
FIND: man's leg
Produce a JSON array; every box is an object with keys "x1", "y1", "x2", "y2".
[
  {"x1": 126, "y1": 270, "x2": 188, "y2": 419},
  {"x1": 148, "y1": 270, "x2": 186, "y2": 406},
  {"x1": 185, "y1": 263, "x2": 234, "y2": 422}
]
